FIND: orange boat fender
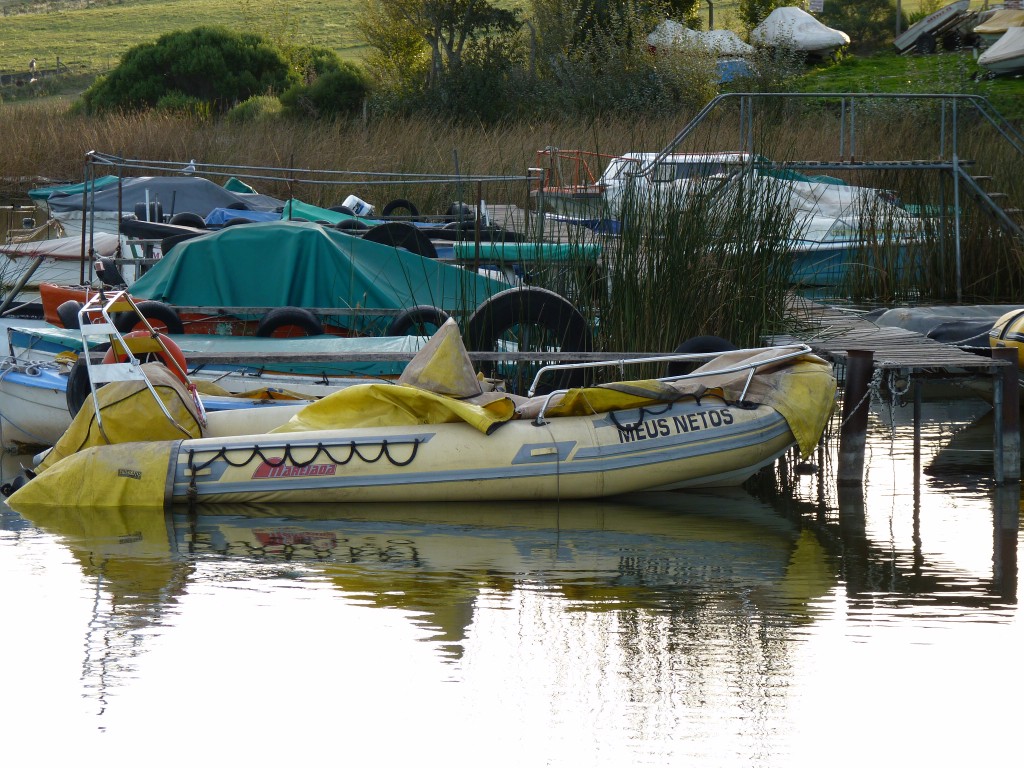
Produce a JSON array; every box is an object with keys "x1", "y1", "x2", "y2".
[{"x1": 102, "y1": 331, "x2": 190, "y2": 386}]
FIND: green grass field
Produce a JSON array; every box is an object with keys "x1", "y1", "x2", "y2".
[
  {"x1": 0, "y1": 0, "x2": 370, "y2": 74},
  {"x1": 0, "y1": 0, "x2": 946, "y2": 75}
]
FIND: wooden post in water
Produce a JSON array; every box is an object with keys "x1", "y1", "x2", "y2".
[
  {"x1": 838, "y1": 349, "x2": 873, "y2": 486},
  {"x1": 993, "y1": 484, "x2": 1019, "y2": 601},
  {"x1": 992, "y1": 346, "x2": 1020, "y2": 484}
]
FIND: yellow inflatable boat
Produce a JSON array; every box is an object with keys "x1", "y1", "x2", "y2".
[{"x1": 5, "y1": 320, "x2": 836, "y2": 510}]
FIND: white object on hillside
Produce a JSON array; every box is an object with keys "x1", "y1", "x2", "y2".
[
  {"x1": 978, "y1": 25, "x2": 1024, "y2": 73},
  {"x1": 750, "y1": 7, "x2": 850, "y2": 57},
  {"x1": 646, "y1": 20, "x2": 754, "y2": 57}
]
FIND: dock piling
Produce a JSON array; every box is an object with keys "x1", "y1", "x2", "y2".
[{"x1": 838, "y1": 349, "x2": 874, "y2": 486}]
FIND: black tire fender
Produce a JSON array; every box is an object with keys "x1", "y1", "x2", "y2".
[
  {"x1": 381, "y1": 198, "x2": 420, "y2": 221},
  {"x1": 466, "y1": 287, "x2": 592, "y2": 391},
  {"x1": 666, "y1": 335, "x2": 738, "y2": 377},
  {"x1": 66, "y1": 349, "x2": 109, "y2": 418},
  {"x1": 362, "y1": 221, "x2": 438, "y2": 259},
  {"x1": 386, "y1": 305, "x2": 451, "y2": 336},
  {"x1": 336, "y1": 219, "x2": 369, "y2": 232},
  {"x1": 114, "y1": 300, "x2": 184, "y2": 335},
  {"x1": 161, "y1": 231, "x2": 204, "y2": 255},
  {"x1": 255, "y1": 306, "x2": 324, "y2": 338},
  {"x1": 167, "y1": 211, "x2": 206, "y2": 228},
  {"x1": 56, "y1": 300, "x2": 85, "y2": 330}
]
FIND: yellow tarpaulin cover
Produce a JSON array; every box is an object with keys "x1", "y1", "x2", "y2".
[
  {"x1": 271, "y1": 383, "x2": 517, "y2": 435},
  {"x1": 272, "y1": 318, "x2": 518, "y2": 435},
  {"x1": 273, "y1": 320, "x2": 834, "y2": 455},
  {"x1": 9, "y1": 441, "x2": 176, "y2": 510},
  {"x1": 519, "y1": 350, "x2": 836, "y2": 458},
  {"x1": 36, "y1": 362, "x2": 202, "y2": 474}
]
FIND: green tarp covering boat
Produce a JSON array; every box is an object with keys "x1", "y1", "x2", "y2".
[{"x1": 128, "y1": 220, "x2": 508, "y2": 335}]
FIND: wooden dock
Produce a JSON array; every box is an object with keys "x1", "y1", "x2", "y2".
[
  {"x1": 774, "y1": 296, "x2": 1021, "y2": 485},
  {"x1": 773, "y1": 296, "x2": 1011, "y2": 380}
]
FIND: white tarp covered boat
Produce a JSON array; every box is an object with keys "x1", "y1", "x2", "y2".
[
  {"x1": 751, "y1": 7, "x2": 850, "y2": 57},
  {"x1": 974, "y1": 8, "x2": 1024, "y2": 46},
  {"x1": 979, "y1": 25, "x2": 1024, "y2": 73},
  {"x1": 647, "y1": 20, "x2": 755, "y2": 57},
  {"x1": 4, "y1": 320, "x2": 836, "y2": 509},
  {"x1": 0, "y1": 232, "x2": 122, "y2": 300}
]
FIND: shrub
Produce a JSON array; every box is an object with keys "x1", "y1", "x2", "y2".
[
  {"x1": 226, "y1": 94, "x2": 284, "y2": 123},
  {"x1": 280, "y1": 61, "x2": 370, "y2": 119},
  {"x1": 77, "y1": 26, "x2": 294, "y2": 115}
]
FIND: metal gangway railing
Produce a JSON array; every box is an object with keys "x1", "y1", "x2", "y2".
[{"x1": 76, "y1": 290, "x2": 206, "y2": 439}]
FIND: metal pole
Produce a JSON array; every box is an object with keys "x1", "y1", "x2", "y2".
[
  {"x1": 951, "y1": 98, "x2": 963, "y2": 302},
  {"x1": 838, "y1": 350, "x2": 873, "y2": 485}
]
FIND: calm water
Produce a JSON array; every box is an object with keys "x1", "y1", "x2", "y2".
[{"x1": 1, "y1": 397, "x2": 1020, "y2": 767}]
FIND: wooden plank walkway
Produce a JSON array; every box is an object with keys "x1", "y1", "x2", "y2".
[{"x1": 771, "y1": 297, "x2": 1010, "y2": 378}]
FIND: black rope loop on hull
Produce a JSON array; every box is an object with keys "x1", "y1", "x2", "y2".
[{"x1": 185, "y1": 438, "x2": 423, "y2": 494}]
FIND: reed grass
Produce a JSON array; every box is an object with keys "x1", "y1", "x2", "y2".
[{"x1": 3, "y1": 96, "x2": 1023, "y2": 359}]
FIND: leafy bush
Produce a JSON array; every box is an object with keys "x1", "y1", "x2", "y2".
[
  {"x1": 153, "y1": 91, "x2": 213, "y2": 118},
  {"x1": 226, "y1": 94, "x2": 284, "y2": 123},
  {"x1": 737, "y1": 0, "x2": 789, "y2": 32},
  {"x1": 77, "y1": 26, "x2": 294, "y2": 115},
  {"x1": 820, "y1": 0, "x2": 897, "y2": 53},
  {"x1": 280, "y1": 60, "x2": 370, "y2": 119}
]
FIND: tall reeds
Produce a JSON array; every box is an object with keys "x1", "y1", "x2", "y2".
[{"x1": 3, "y1": 96, "x2": 1023, "y2": 358}]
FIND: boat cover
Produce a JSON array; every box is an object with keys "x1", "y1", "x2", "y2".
[
  {"x1": 127, "y1": 220, "x2": 507, "y2": 334},
  {"x1": 35, "y1": 362, "x2": 202, "y2": 477},
  {"x1": 0, "y1": 232, "x2": 120, "y2": 258},
  {"x1": 974, "y1": 8, "x2": 1024, "y2": 35},
  {"x1": 647, "y1": 20, "x2": 754, "y2": 56},
  {"x1": 27, "y1": 175, "x2": 121, "y2": 201},
  {"x1": 751, "y1": 7, "x2": 850, "y2": 52},
  {"x1": 39, "y1": 175, "x2": 284, "y2": 217},
  {"x1": 979, "y1": 26, "x2": 1024, "y2": 71},
  {"x1": 273, "y1": 320, "x2": 836, "y2": 455}
]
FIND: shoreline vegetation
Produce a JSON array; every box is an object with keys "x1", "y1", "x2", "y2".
[{"x1": 2, "y1": 1, "x2": 1022, "y2": 352}]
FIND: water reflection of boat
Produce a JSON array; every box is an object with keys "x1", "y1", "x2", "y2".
[{"x1": 16, "y1": 491, "x2": 837, "y2": 655}]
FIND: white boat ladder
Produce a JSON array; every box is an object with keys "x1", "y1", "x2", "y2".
[{"x1": 76, "y1": 290, "x2": 206, "y2": 439}]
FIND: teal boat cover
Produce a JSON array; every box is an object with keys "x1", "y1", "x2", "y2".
[
  {"x1": 128, "y1": 220, "x2": 507, "y2": 334},
  {"x1": 28, "y1": 175, "x2": 121, "y2": 201}
]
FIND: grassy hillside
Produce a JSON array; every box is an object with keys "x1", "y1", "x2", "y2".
[
  {"x1": 0, "y1": 0, "x2": 944, "y2": 75},
  {"x1": 0, "y1": 0, "x2": 370, "y2": 74}
]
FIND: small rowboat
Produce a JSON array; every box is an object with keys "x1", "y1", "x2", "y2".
[{"x1": 5, "y1": 317, "x2": 837, "y2": 510}]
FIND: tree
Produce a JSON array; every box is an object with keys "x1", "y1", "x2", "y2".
[
  {"x1": 738, "y1": 0, "x2": 787, "y2": 32},
  {"x1": 820, "y1": 0, "x2": 897, "y2": 52},
  {"x1": 362, "y1": 0, "x2": 519, "y2": 87},
  {"x1": 78, "y1": 26, "x2": 293, "y2": 115}
]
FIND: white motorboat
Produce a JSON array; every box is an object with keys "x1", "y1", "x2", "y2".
[{"x1": 979, "y1": 26, "x2": 1024, "y2": 73}]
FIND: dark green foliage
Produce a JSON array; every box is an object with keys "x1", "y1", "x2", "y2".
[
  {"x1": 421, "y1": 34, "x2": 536, "y2": 123},
  {"x1": 309, "y1": 63, "x2": 370, "y2": 117},
  {"x1": 226, "y1": 94, "x2": 283, "y2": 123},
  {"x1": 664, "y1": 0, "x2": 703, "y2": 28},
  {"x1": 78, "y1": 26, "x2": 294, "y2": 114},
  {"x1": 290, "y1": 45, "x2": 347, "y2": 82},
  {"x1": 737, "y1": 0, "x2": 787, "y2": 31},
  {"x1": 820, "y1": 0, "x2": 897, "y2": 52}
]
